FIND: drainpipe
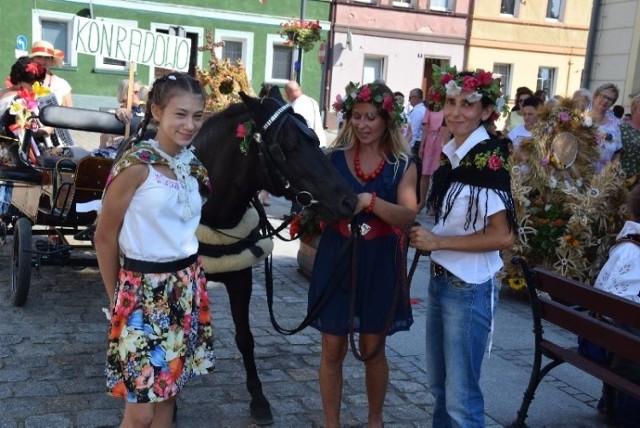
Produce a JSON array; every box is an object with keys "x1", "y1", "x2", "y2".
[
  {"x1": 462, "y1": 0, "x2": 476, "y2": 70},
  {"x1": 322, "y1": 0, "x2": 338, "y2": 129},
  {"x1": 583, "y1": 0, "x2": 602, "y2": 88}
]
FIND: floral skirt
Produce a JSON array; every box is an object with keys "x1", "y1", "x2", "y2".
[{"x1": 105, "y1": 258, "x2": 215, "y2": 403}]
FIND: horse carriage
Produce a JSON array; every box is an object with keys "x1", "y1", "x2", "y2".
[{"x1": 0, "y1": 107, "x2": 139, "y2": 306}]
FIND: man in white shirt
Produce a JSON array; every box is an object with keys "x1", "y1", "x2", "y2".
[
  {"x1": 406, "y1": 88, "x2": 426, "y2": 160},
  {"x1": 284, "y1": 81, "x2": 326, "y2": 147}
]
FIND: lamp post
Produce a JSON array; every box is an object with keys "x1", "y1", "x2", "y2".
[{"x1": 294, "y1": 0, "x2": 307, "y2": 84}]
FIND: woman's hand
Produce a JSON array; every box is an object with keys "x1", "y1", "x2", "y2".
[
  {"x1": 354, "y1": 192, "x2": 374, "y2": 215},
  {"x1": 409, "y1": 225, "x2": 438, "y2": 252},
  {"x1": 115, "y1": 107, "x2": 133, "y2": 125}
]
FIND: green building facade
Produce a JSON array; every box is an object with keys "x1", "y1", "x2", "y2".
[{"x1": 0, "y1": 0, "x2": 329, "y2": 108}]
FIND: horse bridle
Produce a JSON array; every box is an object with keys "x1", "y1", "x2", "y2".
[{"x1": 251, "y1": 101, "x2": 319, "y2": 209}]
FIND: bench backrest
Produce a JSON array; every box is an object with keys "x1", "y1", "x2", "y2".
[{"x1": 525, "y1": 265, "x2": 640, "y2": 364}]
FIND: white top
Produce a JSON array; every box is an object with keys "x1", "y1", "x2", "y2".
[
  {"x1": 119, "y1": 164, "x2": 201, "y2": 262},
  {"x1": 430, "y1": 126, "x2": 507, "y2": 283},
  {"x1": 291, "y1": 94, "x2": 326, "y2": 147},
  {"x1": 507, "y1": 125, "x2": 531, "y2": 151},
  {"x1": 407, "y1": 103, "x2": 426, "y2": 145},
  {"x1": 47, "y1": 74, "x2": 72, "y2": 106},
  {"x1": 594, "y1": 220, "x2": 640, "y2": 303}
]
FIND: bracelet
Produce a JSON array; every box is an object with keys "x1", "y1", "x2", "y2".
[{"x1": 365, "y1": 192, "x2": 377, "y2": 213}]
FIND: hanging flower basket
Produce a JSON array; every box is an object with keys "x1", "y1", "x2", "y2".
[{"x1": 278, "y1": 19, "x2": 322, "y2": 52}]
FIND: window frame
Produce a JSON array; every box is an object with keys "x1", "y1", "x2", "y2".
[
  {"x1": 392, "y1": 0, "x2": 413, "y2": 8},
  {"x1": 362, "y1": 55, "x2": 386, "y2": 85},
  {"x1": 537, "y1": 66, "x2": 557, "y2": 96},
  {"x1": 429, "y1": 0, "x2": 454, "y2": 12},
  {"x1": 545, "y1": 0, "x2": 565, "y2": 21},
  {"x1": 264, "y1": 34, "x2": 298, "y2": 85},
  {"x1": 214, "y1": 29, "x2": 254, "y2": 79},
  {"x1": 148, "y1": 22, "x2": 204, "y2": 84},
  {"x1": 31, "y1": 9, "x2": 77, "y2": 68},
  {"x1": 500, "y1": 0, "x2": 520, "y2": 17},
  {"x1": 493, "y1": 63, "x2": 512, "y2": 103}
]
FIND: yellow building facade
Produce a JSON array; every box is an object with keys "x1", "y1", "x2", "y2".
[{"x1": 467, "y1": 0, "x2": 592, "y2": 104}]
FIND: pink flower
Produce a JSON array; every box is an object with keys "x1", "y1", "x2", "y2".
[
  {"x1": 462, "y1": 76, "x2": 480, "y2": 91},
  {"x1": 382, "y1": 95, "x2": 394, "y2": 113},
  {"x1": 236, "y1": 124, "x2": 248, "y2": 138},
  {"x1": 115, "y1": 290, "x2": 136, "y2": 317},
  {"x1": 476, "y1": 70, "x2": 494, "y2": 86},
  {"x1": 487, "y1": 154, "x2": 503, "y2": 170},
  {"x1": 558, "y1": 111, "x2": 570, "y2": 122},
  {"x1": 357, "y1": 86, "x2": 372, "y2": 102},
  {"x1": 25, "y1": 62, "x2": 42, "y2": 75},
  {"x1": 542, "y1": 155, "x2": 549, "y2": 165},
  {"x1": 440, "y1": 74, "x2": 454, "y2": 85},
  {"x1": 153, "y1": 371, "x2": 176, "y2": 398},
  {"x1": 134, "y1": 366, "x2": 154, "y2": 390}
]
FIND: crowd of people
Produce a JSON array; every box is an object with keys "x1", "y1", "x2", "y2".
[{"x1": 2, "y1": 37, "x2": 640, "y2": 427}]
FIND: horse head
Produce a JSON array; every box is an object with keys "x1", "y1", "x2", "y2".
[{"x1": 194, "y1": 88, "x2": 356, "y2": 229}]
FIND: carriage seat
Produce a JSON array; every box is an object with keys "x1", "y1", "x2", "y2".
[
  {"x1": 0, "y1": 163, "x2": 43, "y2": 184},
  {"x1": 38, "y1": 146, "x2": 91, "y2": 169}
]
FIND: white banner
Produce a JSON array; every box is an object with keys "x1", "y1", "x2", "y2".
[{"x1": 73, "y1": 17, "x2": 191, "y2": 71}]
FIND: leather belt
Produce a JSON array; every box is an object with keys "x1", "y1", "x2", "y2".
[{"x1": 430, "y1": 261, "x2": 454, "y2": 278}]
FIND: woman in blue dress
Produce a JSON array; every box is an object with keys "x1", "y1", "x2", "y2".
[{"x1": 309, "y1": 82, "x2": 417, "y2": 428}]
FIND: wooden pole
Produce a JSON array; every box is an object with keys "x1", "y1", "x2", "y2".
[{"x1": 124, "y1": 62, "x2": 136, "y2": 139}]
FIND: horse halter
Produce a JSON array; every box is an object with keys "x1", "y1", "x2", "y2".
[{"x1": 252, "y1": 101, "x2": 320, "y2": 208}]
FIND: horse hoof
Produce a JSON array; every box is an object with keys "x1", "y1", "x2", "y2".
[{"x1": 250, "y1": 399, "x2": 274, "y2": 426}]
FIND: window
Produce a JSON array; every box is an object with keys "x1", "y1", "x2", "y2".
[
  {"x1": 265, "y1": 34, "x2": 297, "y2": 84},
  {"x1": 393, "y1": 0, "x2": 413, "y2": 7},
  {"x1": 546, "y1": 0, "x2": 564, "y2": 20},
  {"x1": 93, "y1": 18, "x2": 138, "y2": 72},
  {"x1": 537, "y1": 67, "x2": 556, "y2": 96},
  {"x1": 32, "y1": 9, "x2": 77, "y2": 67},
  {"x1": 493, "y1": 63, "x2": 512, "y2": 101},
  {"x1": 214, "y1": 30, "x2": 254, "y2": 79},
  {"x1": 500, "y1": 0, "x2": 518, "y2": 16},
  {"x1": 149, "y1": 23, "x2": 204, "y2": 82},
  {"x1": 363, "y1": 57, "x2": 385, "y2": 85},
  {"x1": 430, "y1": 0, "x2": 453, "y2": 12}
]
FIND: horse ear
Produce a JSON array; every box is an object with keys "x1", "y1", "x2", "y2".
[{"x1": 267, "y1": 85, "x2": 284, "y2": 102}]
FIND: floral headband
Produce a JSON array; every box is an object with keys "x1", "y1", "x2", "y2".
[
  {"x1": 428, "y1": 65, "x2": 509, "y2": 119},
  {"x1": 332, "y1": 82, "x2": 406, "y2": 128}
]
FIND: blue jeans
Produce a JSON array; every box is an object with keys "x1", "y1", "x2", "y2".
[{"x1": 425, "y1": 271, "x2": 498, "y2": 427}]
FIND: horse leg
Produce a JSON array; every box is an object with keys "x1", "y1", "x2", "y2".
[{"x1": 214, "y1": 269, "x2": 274, "y2": 426}]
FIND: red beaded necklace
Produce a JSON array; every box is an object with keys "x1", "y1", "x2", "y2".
[{"x1": 354, "y1": 145, "x2": 386, "y2": 182}]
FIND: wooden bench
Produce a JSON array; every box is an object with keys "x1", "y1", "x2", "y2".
[{"x1": 513, "y1": 257, "x2": 640, "y2": 427}]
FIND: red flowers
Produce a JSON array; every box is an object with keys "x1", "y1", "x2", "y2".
[
  {"x1": 235, "y1": 123, "x2": 248, "y2": 138},
  {"x1": 382, "y1": 95, "x2": 394, "y2": 113},
  {"x1": 332, "y1": 94, "x2": 343, "y2": 112},
  {"x1": 357, "y1": 86, "x2": 372, "y2": 102},
  {"x1": 25, "y1": 62, "x2": 43, "y2": 75},
  {"x1": 440, "y1": 73, "x2": 454, "y2": 85},
  {"x1": 476, "y1": 70, "x2": 494, "y2": 86},
  {"x1": 462, "y1": 75, "x2": 480, "y2": 91},
  {"x1": 487, "y1": 154, "x2": 503, "y2": 171}
]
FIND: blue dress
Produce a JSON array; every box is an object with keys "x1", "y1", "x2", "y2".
[{"x1": 308, "y1": 150, "x2": 414, "y2": 335}]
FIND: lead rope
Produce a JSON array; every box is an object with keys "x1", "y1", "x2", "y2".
[{"x1": 348, "y1": 220, "x2": 412, "y2": 362}]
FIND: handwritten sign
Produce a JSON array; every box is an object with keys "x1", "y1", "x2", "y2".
[{"x1": 73, "y1": 17, "x2": 191, "y2": 71}]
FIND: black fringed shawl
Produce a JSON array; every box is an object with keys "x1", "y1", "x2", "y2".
[{"x1": 426, "y1": 136, "x2": 517, "y2": 233}]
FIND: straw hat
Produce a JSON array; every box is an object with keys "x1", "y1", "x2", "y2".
[{"x1": 30, "y1": 40, "x2": 55, "y2": 57}]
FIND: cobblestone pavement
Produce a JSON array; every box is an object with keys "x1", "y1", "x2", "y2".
[{"x1": 0, "y1": 129, "x2": 613, "y2": 427}]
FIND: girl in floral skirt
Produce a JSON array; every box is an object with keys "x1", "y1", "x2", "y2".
[{"x1": 95, "y1": 72, "x2": 215, "y2": 426}]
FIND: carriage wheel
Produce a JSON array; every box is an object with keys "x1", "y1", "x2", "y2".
[{"x1": 10, "y1": 218, "x2": 32, "y2": 306}]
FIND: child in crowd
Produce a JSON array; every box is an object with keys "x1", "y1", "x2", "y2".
[
  {"x1": 95, "y1": 72, "x2": 215, "y2": 426},
  {"x1": 508, "y1": 96, "x2": 543, "y2": 174}
]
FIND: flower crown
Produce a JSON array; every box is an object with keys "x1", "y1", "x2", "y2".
[
  {"x1": 428, "y1": 65, "x2": 509, "y2": 120},
  {"x1": 332, "y1": 82, "x2": 406, "y2": 128}
]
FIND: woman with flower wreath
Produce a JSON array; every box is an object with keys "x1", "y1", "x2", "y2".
[
  {"x1": 409, "y1": 65, "x2": 517, "y2": 427},
  {"x1": 311, "y1": 82, "x2": 417, "y2": 427},
  {"x1": 95, "y1": 72, "x2": 215, "y2": 426}
]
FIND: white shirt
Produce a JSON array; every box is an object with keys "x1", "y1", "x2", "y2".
[
  {"x1": 47, "y1": 74, "x2": 72, "y2": 106},
  {"x1": 407, "y1": 102, "x2": 426, "y2": 145},
  {"x1": 119, "y1": 164, "x2": 201, "y2": 262},
  {"x1": 291, "y1": 94, "x2": 326, "y2": 147},
  {"x1": 507, "y1": 125, "x2": 531, "y2": 151},
  {"x1": 594, "y1": 220, "x2": 640, "y2": 303},
  {"x1": 430, "y1": 126, "x2": 508, "y2": 283}
]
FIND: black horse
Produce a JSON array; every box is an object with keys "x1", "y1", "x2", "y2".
[
  {"x1": 191, "y1": 88, "x2": 356, "y2": 425},
  {"x1": 38, "y1": 89, "x2": 357, "y2": 425}
]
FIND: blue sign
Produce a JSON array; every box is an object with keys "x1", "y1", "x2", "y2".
[{"x1": 16, "y1": 35, "x2": 27, "y2": 51}]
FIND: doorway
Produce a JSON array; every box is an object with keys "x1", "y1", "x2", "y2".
[{"x1": 422, "y1": 57, "x2": 449, "y2": 96}]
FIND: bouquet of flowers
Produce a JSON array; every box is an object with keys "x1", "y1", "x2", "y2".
[
  {"x1": 289, "y1": 208, "x2": 325, "y2": 243},
  {"x1": 278, "y1": 19, "x2": 322, "y2": 52}
]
